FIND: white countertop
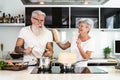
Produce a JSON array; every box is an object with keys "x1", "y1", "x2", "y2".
[
  {"x1": 2, "y1": 57, "x2": 117, "y2": 63},
  {"x1": 3, "y1": 58, "x2": 117, "y2": 66},
  {"x1": 0, "y1": 66, "x2": 120, "y2": 80},
  {"x1": 88, "y1": 59, "x2": 117, "y2": 63}
]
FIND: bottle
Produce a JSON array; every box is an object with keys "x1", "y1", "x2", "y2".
[
  {"x1": 14, "y1": 16, "x2": 17, "y2": 23},
  {"x1": 5, "y1": 14, "x2": 8, "y2": 23},
  {"x1": 0, "y1": 11, "x2": 2, "y2": 23},
  {"x1": 0, "y1": 17, "x2": 2, "y2": 23},
  {"x1": 21, "y1": 14, "x2": 25, "y2": 23},
  {"x1": 18, "y1": 14, "x2": 21, "y2": 23},
  {"x1": 16, "y1": 16, "x2": 19, "y2": 23},
  {"x1": 11, "y1": 16, "x2": 14, "y2": 23},
  {"x1": 1, "y1": 43, "x2": 3, "y2": 52},
  {"x1": 2, "y1": 13, "x2": 5, "y2": 23},
  {"x1": 8, "y1": 14, "x2": 11, "y2": 23}
]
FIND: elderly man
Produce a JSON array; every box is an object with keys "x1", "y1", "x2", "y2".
[{"x1": 15, "y1": 10, "x2": 53, "y2": 65}]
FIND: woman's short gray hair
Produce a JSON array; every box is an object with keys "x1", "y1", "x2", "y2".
[
  {"x1": 31, "y1": 10, "x2": 46, "y2": 17},
  {"x1": 78, "y1": 18, "x2": 94, "y2": 29}
]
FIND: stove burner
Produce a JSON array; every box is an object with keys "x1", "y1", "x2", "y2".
[
  {"x1": 31, "y1": 66, "x2": 108, "y2": 74},
  {"x1": 31, "y1": 62, "x2": 108, "y2": 74}
]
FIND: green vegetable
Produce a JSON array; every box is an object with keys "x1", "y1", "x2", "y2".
[
  {"x1": 0, "y1": 61, "x2": 9, "y2": 70},
  {"x1": 0, "y1": 61, "x2": 4, "y2": 70}
]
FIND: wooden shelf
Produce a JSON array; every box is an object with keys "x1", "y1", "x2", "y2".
[{"x1": 0, "y1": 23, "x2": 25, "y2": 27}]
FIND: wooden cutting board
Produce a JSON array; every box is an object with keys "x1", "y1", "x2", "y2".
[{"x1": 2, "y1": 65, "x2": 28, "y2": 71}]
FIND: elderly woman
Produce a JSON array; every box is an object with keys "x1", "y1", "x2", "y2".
[{"x1": 54, "y1": 18, "x2": 95, "y2": 67}]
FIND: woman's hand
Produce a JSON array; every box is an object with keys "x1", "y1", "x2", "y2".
[
  {"x1": 51, "y1": 29, "x2": 60, "y2": 43},
  {"x1": 43, "y1": 49, "x2": 52, "y2": 57},
  {"x1": 23, "y1": 47, "x2": 33, "y2": 54},
  {"x1": 76, "y1": 38, "x2": 82, "y2": 48}
]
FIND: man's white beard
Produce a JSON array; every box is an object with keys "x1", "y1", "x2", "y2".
[{"x1": 31, "y1": 25, "x2": 45, "y2": 36}]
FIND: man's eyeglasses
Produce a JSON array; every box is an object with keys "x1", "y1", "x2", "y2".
[{"x1": 32, "y1": 17, "x2": 44, "y2": 23}]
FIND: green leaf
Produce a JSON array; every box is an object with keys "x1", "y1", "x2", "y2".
[{"x1": 103, "y1": 46, "x2": 111, "y2": 54}]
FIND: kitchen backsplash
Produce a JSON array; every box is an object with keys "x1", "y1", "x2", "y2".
[
  {"x1": 53, "y1": 29, "x2": 120, "y2": 58},
  {"x1": 0, "y1": 27, "x2": 120, "y2": 58}
]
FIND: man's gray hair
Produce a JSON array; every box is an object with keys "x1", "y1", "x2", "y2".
[
  {"x1": 31, "y1": 10, "x2": 46, "y2": 17},
  {"x1": 78, "y1": 18, "x2": 94, "y2": 28}
]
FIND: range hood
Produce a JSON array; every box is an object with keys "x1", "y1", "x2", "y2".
[{"x1": 21, "y1": 0, "x2": 109, "y2": 5}]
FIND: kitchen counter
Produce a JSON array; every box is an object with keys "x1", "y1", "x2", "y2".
[
  {"x1": 2, "y1": 58, "x2": 118, "y2": 66},
  {"x1": 0, "y1": 66, "x2": 120, "y2": 80},
  {"x1": 51, "y1": 58, "x2": 118, "y2": 66},
  {"x1": 88, "y1": 59, "x2": 117, "y2": 66}
]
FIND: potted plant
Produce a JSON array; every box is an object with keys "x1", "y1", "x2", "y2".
[{"x1": 103, "y1": 46, "x2": 111, "y2": 59}]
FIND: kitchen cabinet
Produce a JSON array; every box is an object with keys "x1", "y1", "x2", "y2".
[
  {"x1": 25, "y1": 7, "x2": 120, "y2": 30},
  {"x1": 71, "y1": 7, "x2": 99, "y2": 29},
  {"x1": 25, "y1": 7, "x2": 99, "y2": 29},
  {"x1": 100, "y1": 8, "x2": 120, "y2": 29},
  {"x1": 25, "y1": 7, "x2": 69, "y2": 28}
]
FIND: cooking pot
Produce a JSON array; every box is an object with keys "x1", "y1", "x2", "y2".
[
  {"x1": 37, "y1": 57, "x2": 52, "y2": 71},
  {"x1": 59, "y1": 59, "x2": 87, "y2": 72}
]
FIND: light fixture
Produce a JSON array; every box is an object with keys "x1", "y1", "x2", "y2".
[
  {"x1": 21, "y1": 0, "x2": 109, "y2": 5},
  {"x1": 84, "y1": 0, "x2": 89, "y2": 5},
  {"x1": 39, "y1": 1, "x2": 45, "y2": 4}
]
